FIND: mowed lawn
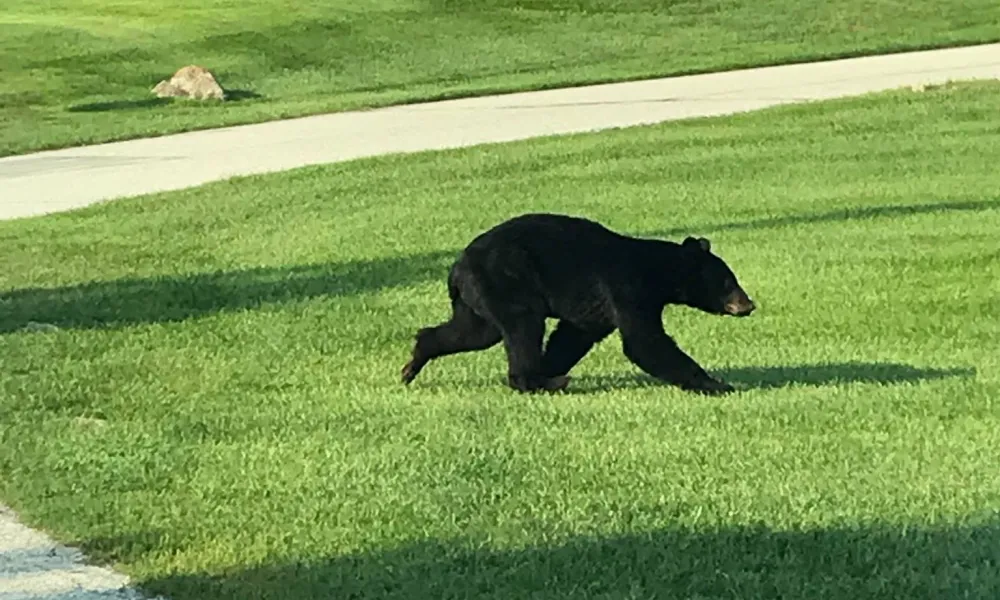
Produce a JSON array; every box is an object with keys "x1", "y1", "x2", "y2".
[
  {"x1": 2, "y1": 81, "x2": 1000, "y2": 599},
  {"x1": 3, "y1": 0, "x2": 1000, "y2": 157}
]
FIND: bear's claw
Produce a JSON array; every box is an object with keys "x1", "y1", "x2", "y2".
[
  {"x1": 696, "y1": 379, "x2": 736, "y2": 395},
  {"x1": 543, "y1": 375, "x2": 571, "y2": 392},
  {"x1": 401, "y1": 360, "x2": 421, "y2": 385}
]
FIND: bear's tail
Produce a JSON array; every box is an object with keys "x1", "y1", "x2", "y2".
[{"x1": 446, "y1": 259, "x2": 465, "y2": 303}]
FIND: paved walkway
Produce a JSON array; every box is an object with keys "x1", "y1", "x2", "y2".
[
  {"x1": 2, "y1": 42, "x2": 999, "y2": 221},
  {"x1": 0, "y1": 505, "x2": 157, "y2": 600}
]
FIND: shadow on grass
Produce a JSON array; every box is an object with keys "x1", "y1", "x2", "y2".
[
  {"x1": 67, "y1": 98, "x2": 174, "y2": 112},
  {"x1": 84, "y1": 521, "x2": 1000, "y2": 600},
  {"x1": 409, "y1": 362, "x2": 973, "y2": 394},
  {"x1": 223, "y1": 89, "x2": 264, "y2": 101},
  {"x1": 649, "y1": 198, "x2": 1000, "y2": 238},
  {"x1": 720, "y1": 362, "x2": 975, "y2": 390},
  {"x1": 66, "y1": 89, "x2": 262, "y2": 113},
  {"x1": 4, "y1": 198, "x2": 998, "y2": 333},
  {"x1": 0, "y1": 250, "x2": 457, "y2": 333},
  {"x1": 569, "y1": 362, "x2": 975, "y2": 393}
]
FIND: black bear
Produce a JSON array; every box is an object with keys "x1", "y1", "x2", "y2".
[{"x1": 401, "y1": 213, "x2": 755, "y2": 395}]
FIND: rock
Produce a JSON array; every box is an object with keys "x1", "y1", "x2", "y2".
[
  {"x1": 152, "y1": 65, "x2": 226, "y2": 100},
  {"x1": 22, "y1": 321, "x2": 60, "y2": 333}
]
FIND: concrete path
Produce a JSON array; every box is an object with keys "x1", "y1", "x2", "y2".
[
  {"x1": 2, "y1": 42, "x2": 1000, "y2": 221},
  {"x1": 0, "y1": 506, "x2": 159, "y2": 600}
]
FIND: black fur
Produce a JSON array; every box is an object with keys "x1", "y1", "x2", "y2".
[{"x1": 402, "y1": 213, "x2": 755, "y2": 395}]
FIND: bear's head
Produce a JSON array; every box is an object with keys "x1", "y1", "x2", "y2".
[{"x1": 678, "y1": 236, "x2": 756, "y2": 317}]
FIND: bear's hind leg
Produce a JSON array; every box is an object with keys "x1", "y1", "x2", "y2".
[
  {"x1": 542, "y1": 320, "x2": 613, "y2": 377},
  {"x1": 402, "y1": 299, "x2": 502, "y2": 385},
  {"x1": 455, "y1": 265, "x2": 568, "y2": 393}
]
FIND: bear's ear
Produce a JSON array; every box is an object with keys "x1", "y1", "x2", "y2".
[{"x1": 683, "y1": 236, "x2": 711, "y2": 252}]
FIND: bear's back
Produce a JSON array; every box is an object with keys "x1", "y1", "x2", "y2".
[
  {"x1": 466, "y1": 213, "x2": 626, "y2": 257},
  {"x1": 461, "y1": 213, "x2": 653, "y2": 306}
]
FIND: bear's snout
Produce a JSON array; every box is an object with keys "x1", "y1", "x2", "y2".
[{"x1": 724, "y1": 290, "x2": 755, "y2": 317}]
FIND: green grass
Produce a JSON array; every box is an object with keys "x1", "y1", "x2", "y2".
[
  {"x1": 2, "y1": 80, "x2": 1000, "y2": 599},
  {"x1": 3, "y1": 0, "x2": 1000, "y2": 157}
]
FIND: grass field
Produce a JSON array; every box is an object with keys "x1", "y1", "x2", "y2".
[
  {"x1": 2, "y1": 80, "x2": 1000, "y2": 599},
  {"x1": 3, "y1": 0, "x2": 1000, "y2": 157}
]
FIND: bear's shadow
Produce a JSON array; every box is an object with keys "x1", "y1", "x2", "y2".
[
  {"x1": 422, "y1": 362, "x2": 973, "y2": 394},
  {"x1": 567, "y1": 361, "x2": 974, "y2": 393}
]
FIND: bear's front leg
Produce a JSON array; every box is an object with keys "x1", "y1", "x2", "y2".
[
  {"x1": 541, "y1": 320, "x2": 615, "y2": 377},
  {"x1": 618, "y1": 315, "x2": 734, "y2": 395},
  {"x1": 500, "y1": 317, "x2": 570, "y2": 393}
]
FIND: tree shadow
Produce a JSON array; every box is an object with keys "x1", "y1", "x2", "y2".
[
  {"x1": 80, "y1": 520, "x2": 1000, "y2": 600},
  {"x1": 5, "y1": 198, "x2": 998, "y2": 334},
  {"x1": 570, "y1": 362, "x2": 974, "y2": 393},
  {"x1": 647, "y1": 198, "x2": 999, "y2": 238},
  {"x1": 0, "y1": 249, "x2": 456, "y2": 333}
]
